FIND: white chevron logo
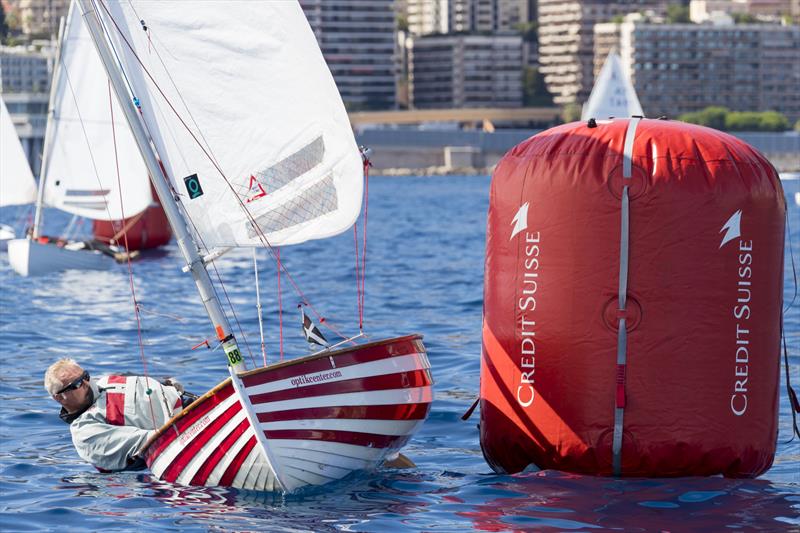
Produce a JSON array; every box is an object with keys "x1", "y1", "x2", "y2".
[
  {"x1": 719, "y1": 209, "x2": 742, "y2": 248},
  {"x1": 510, "y1": 202, "x2": 529, "y2": 240}
]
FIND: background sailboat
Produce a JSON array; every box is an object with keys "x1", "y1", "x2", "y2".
[
  {"x1": 80, "y1": 0, "x2": 433, "y2": 492},
  {"x1": 0, "y1": 97, "x2": 38, "y2": 250},
  {"x1": 8, "y1": 2, "x2": 163, "y2": 276},
  {"x1": 582, "y1": 51, "x2": 644, "y2": 121}
]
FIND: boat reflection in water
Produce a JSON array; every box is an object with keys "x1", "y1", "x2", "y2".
[{"x1": 457, "y1": 471, "x2": 798, "y2": 531}]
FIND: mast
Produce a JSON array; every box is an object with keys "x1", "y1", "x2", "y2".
[
  {"x1": 76, "y1": 0, "x2": 246, "y2": 372},
  {"x1": 32, "y1": 15, "x2": 67, "y2": 239}
]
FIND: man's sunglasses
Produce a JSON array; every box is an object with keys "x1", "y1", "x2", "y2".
[{"x1": 55, "y1": 371, "x2": 89, "y2": 396}]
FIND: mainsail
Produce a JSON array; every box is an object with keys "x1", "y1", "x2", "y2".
[
  {"x1": 581, "y1": 51, "x2": 644, "y2": 121},
  {"x1": 101, "y1": 1, "x2": 363, "y2": 248},
  {"x1": 0, "y1": 97, "x2": 37, "y2": 207},
  {"x1": 41, "y1": 0, "x2": 151, "y2": 221}
]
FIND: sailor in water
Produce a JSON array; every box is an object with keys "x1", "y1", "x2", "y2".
[{"x1": 44, "y1": 358, "x2": 189, "y2": 472}]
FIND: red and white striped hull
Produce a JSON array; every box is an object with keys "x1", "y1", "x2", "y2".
[{"x1": 141, "y1": 335, "x2": 432, "y2": 492}]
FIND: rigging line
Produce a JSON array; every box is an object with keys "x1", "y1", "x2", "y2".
[
  {"x1": 97, "y1": 1, "x2": 346, "y2": 341},
  {"x1": 94, "y1": 2, "x2": 261, "y2": 365},
  {"x1": 353, "y1": 224, "x2": 363, "y2": 330},
  {"x1": 783, "y1": 208, "x2": 797, "y2": 315},
  {"x1": 208, "y1": 258, "x2": 259, "y2": 369},
  {"x1": 109, "y1": 80, "x2": 159, "y2": 428},
  {"x1": 136, "y1": 303, "x2": 186, "y2": 323},
  {"x1": 123, "y1": 0, "x2": 221, "y2": 170},
  {"x1": 58, "y1": 50, "x2": 117, "y2": 225},
  {"x1": 95, "y1": 0, "x2": 136, "y2": 102},
  {"x1": 253, "y1": 249, "x2": 267, "y2": 366},
  {"x1": 360, "y1": 157, "x2": 371, "y2": 329},
  {"x1": 277, "y1": 248, "x2": 284, "y2": 361}
]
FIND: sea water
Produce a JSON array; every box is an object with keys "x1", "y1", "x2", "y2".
[{"x1": 0, "y1": 176, "x2": 797, "y2": 531}]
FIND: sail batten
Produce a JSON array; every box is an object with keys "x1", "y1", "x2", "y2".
[{"x1": 99, "y1": 1, "x2": 363, "y2": 249}]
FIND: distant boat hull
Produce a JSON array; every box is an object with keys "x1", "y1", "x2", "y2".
[
  {"x1": 93, "y1": 202, "x2": 172, "y2": 251},
  {"x1": 7, "y1": 237, "x2": 111, "y2": 276},
  {"x1": 142, "y1": 335, "x2": 433, "y2": 492},
  {"x1": 0, "y1": 224, "x2": 15, "y2": 251}
]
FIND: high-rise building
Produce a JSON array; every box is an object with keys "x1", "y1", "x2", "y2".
[
  {"x1": 0, "y1": 44, "x2": 52, "y2": 175},
  {"x1": 300, "y1": 0, "x2": 398, "y2": 110},
  {"x1": 402, "y1": 0, "x2": 449, "y2": 35},
  {"x1": 0, "y1": 44, "x2": 50, "y2": 93},
  {"x1": 14, "y1": 0, "x2": 68, "y2": 38},
  {"x1": 537, "y1": 0, "x2": 667, "y2": 106},
  {"x1": 691, "y1": 0, "x2": 797, "y2": 21},
  {"x1": 400, "y1": 0, "x2": 530, "y2": 36},
  {"x1": 409, "y1": 33, "x2": 523, "y2": 108},
  {"x1": 594, "y1": 19, "x2": 800, "y2": 121}
]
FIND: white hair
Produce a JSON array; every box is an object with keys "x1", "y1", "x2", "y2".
[{"x1": 44, "y1": 358, "x2": 83, "y2": 395}]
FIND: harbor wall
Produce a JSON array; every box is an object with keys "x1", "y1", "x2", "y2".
[{"x1": 356, "y1": 129, "x2": 800, "y2": 175}]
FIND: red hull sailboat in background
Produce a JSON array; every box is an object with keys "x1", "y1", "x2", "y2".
[{"x1": 93, "y1": 185, "x2": 172, "y2": 251}]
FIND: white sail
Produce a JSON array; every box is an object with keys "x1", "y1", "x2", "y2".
[
  {"x1": 41, "y1": 0, "x2": 152, "y2": 221},
  {"x1": 581, "y1": 52, "x2": 644, "y2": 121},
  {"x1": 0, "y1": 97, "x2": 37, "y2": 207},
  {"x1": 99, "y1": 0, "x2": 363, "y2": 248}
]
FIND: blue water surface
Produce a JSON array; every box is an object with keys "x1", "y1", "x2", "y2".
[{"x1": 1, "y1": 175, "x2": 798, "y2": 531}]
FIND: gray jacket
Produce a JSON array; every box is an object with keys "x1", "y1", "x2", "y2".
[{"x1": 65, "y1": 375, "x2": 182, "y2": 472}]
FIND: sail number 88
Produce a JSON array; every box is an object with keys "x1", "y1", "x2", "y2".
[{"x1": 226, "y1": 348, "x2": 243, "y2": 365}]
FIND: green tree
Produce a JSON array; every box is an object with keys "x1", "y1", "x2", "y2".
[
  {"x1": 732, "y1": 13, "x2": 758, "y2": 24},
  {"x1": 794, "y1": 118, "x2": 800, "y2": 132},
  {"x1": 680, "y1": 107, "x2": 790, "y2": 131},
  {"x1": 561, "y1": 103, "x2": 582, "y2": 123},
  {"x1": 666, "y1": 4, "x2": 690, "y2": 23},
  {"x1": 515, "y1": 21, "x2": 538, "y2": 43},
  {"x1": 396, "y1": 15, "x2": 409, "y2": 33},
  {"x1": 756, "y1": 111, "x2": 790, "y2": 131},
  {"x1": 0, "y1": 3, "x2": 8, "y2": 43},
  {"x1": 522, "y1": 67, "x2": 554, "y2": 107},
  {"x1": 725, "y1": 111, "x2": 762, "y2": 131}
]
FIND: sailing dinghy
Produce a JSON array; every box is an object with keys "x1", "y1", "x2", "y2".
[
  {"x1": 0, "y1": 97, "x2": 38, "y2": 250},
  {"x1": 581, "y1": 51, "x2": 644, "y2": 121},
  {"x1": 7, "y1": 2, "x2": 156, "y2": 276},
  {"x1": 78, "y1": 0, "x2": 433, "y2": 492}
]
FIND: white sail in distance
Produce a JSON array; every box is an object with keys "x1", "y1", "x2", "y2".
[
  {"x1": 42, "y1": 0, "x2": 152, "y2": 221},
  {"x1": 0, "y1": 97, "x2": 38, "y2": 207},
  {"x1": 581, "y1": 52, "x2": 644, "y2": 121},
  {"x1": 98, "y1": 0, "x2": 363, "y2": 248}
]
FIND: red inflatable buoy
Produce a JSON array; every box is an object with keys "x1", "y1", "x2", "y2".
[{"x1": 480, "y1": 118, "x2": 785, "y2": 478}]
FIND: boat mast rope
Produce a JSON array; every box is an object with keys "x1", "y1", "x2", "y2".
[
  {"x1": 108, "y1": 80, "x2": 159, "y2": 429},
  {"x1": 97, "y1": 0, "x2": 351, "y2": 346}
]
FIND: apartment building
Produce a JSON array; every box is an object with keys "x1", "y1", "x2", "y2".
[
  {"x1": 537, "y1": 0, "x2": 668, "y2": 105},
  {"x1": 301, "y1": 0, "x2": 398, "y2": 110},
  {"x1": 0, "y1": 44, "x2": 50, "y2": 93},
  {"x1": 400, "y1": 0, "x2": 529, "y2": 36},
  {"x1": 11, "y1": 0, "x2": 68, "y2": 38},
  {"x1": 409, "y1": 33, "x2": 523, "y2": 108},
  {"x1": 594, "y1": 20, "x2": 800, "y2": 121}
]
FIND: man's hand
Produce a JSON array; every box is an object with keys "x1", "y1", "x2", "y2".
[{"x1": 161, "y1": 377, "x2": 184, "y2": 394}]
